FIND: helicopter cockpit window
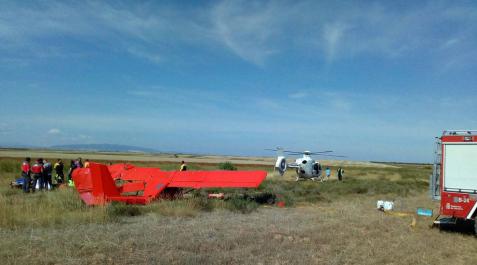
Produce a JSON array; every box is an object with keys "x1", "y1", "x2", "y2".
[{"x1": 302, "y1": 160, "x2": 307, "y2": 164}]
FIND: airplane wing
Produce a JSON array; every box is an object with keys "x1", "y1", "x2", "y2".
[
  {"x1": 168, "y1": 171, "x2": 266, "y2": 188},
  {"x1": 107, "y1": 163, "x2": 266, "y2": 188}
]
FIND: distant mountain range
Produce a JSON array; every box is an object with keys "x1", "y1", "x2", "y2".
[{"x1": 50, "y1": 144, "x2": 158, "y2": 153}]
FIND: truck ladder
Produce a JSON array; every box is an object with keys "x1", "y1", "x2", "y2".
[{"x1": 430, "y1": 137, "x2": 441, "y2": 200}]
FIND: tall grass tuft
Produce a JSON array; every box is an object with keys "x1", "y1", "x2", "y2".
[
  {"x1": 106, "y1": 202, "x2": 142, "y2": 221},
  {"x1": 0, "y1": 159, "x2": 17, "y2": 173},
  {"x1": 218, "y1": 161, "x2": 237, "y2": 171},
  {"x1": 0, "y1": 187, "x2": 110, "y2": 229},
  {"x1": 225, "y1": 195, "x2": 259, "y2": 213}
]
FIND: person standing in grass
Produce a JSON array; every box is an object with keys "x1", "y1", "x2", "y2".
[
  {"x1": 67, "y1": 160, "x2": 76, "y2": 181},
  {"x1": 180, "y1": 161, "x2": 187, "y2": 171},
  {"x1": 43, "y1": 159, "x2": 53, "y2": 190},
  {"x1": 54, "y1": 159, "x2": 64, "y2": 184},
  {"x1": 337, "y1": 167, "x2": 344, "y2": 181},
  {"x1": 21, "y1": 157, "x2": 31, "y2": 193},
  {"x1": 75, "y1": 157, "x2": 83, "y2": 169},
  {"x1": 84, "y1": 159, "x2": 90, "y2": 168},
  {"x1": 324, "y1": 167, "x2": 331, "y2": 181},
  {"x1": 31, "y1": 159, "x2": 43, "y2": 192}
]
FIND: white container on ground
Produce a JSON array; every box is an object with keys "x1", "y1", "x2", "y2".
[{"x1": 377, "y1": 200, "x2": 394, "y2": 211}]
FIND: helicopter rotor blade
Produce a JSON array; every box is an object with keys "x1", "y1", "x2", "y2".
[
  {"x1": 308, "y1": 151, "x2": 334, "y2": 155},
  {"x1": 314, "y1": 154, "x2": 347, "y2": 158},
  {"x1": 264, "y1": 147, "x2": 285, "y2": 152},
  {"x1": 282, "y1": 150, "x2": 334, "y2": 155},
  {"x1": 281, "y1": 151, "x2": 304, "y2": 155},
  {"x1": 266, "y1": 148, "x2": 345, "y2": 158}
]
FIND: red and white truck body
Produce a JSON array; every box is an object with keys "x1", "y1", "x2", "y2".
[{"x1": 433, "y1": 131, "x2": 477, "y2": 221}]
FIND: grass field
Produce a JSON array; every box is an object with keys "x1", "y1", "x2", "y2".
[{"x1": 1, "y1": 151, "x2": 476, "y2": 264}]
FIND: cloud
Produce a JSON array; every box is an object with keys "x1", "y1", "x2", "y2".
[
  {"x1": 126, "y1": 47, "x2": 161, "y2": 63},
  {"x1": 288, "y1": 91, "x2": 307, "y2": 99},
  {"x1": 1, "y1": 1, "x2": 476, "y2": 69},
  {"x1": 126, "y1": 90, "x2": 156, "y2": 97},
  {"x1": 212, "y1": 0, "x2": 284, "y2": 65},
  {"x1": 330, "y1": 98, "x2": 352, "y2": 112},
  {"x1": 78, "y1": 134, "x2": 91, "y2": 139},
  {"x1": 0, "y1": 1, "x2": 212, "y2": 64},
  {"x1": 256, "y1": 98, "x2": 280, "y2": 109},
  {"x1": 66, "y1": 134, "x2": 93, "y2": 142},
  {"x1": 48, "y1": 128, "x2": 61, "y2": 134},
  {"x1": 124, "y1": 86, "x2": 243, "y2": 112},
  {"x1": 210, "y1": 1, "x2": 477, "y2": 68},
  {"x1": 440, "y1": 38, "x2": 461, "y2": 49},
  {"x1": 0, "y1": 123, "x2": 12, "y2": 134},
  {"x1": 322, "y1": 22, "x2": 349, "y2": 62}
]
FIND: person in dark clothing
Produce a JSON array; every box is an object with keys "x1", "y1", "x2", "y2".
[
  {"x1": 43, "y1": 159, "x2": 53, "y2": 190},
  {"x1": 21, "y1": 157, "x2": 31, "y2": 193},
  {"x1": 67, "y1": 160, "x2": 76, "y2": 181},
  {"x1": 180, "y1": 161, "x2": 187, "y2": 171},
  {"x1": 54, "y1": 159, "x2": 64, "y2": 184},
  {"x1": 337, "y1": 167, "x2": 344, "y2": 181},
  {"x1": 75, "y1": 157, "x2": 83, "y2": 169},
  {"x1": 31, "y1": 159, "x2": 43, "y2": 192}
]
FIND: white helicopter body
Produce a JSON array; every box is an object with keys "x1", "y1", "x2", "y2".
[{"x1": 271, "y1": 148, "x2": 344, "y2": 181}]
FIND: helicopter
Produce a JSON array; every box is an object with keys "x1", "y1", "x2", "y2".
[{"x1": 267, "y1": 147, "x2": 345, "y2": 181}]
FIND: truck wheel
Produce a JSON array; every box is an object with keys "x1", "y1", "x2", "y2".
[{"x1": 474, "y1": 220, "x2": 477, "y2": 235}]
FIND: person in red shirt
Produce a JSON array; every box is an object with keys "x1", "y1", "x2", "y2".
[
  {"x1": 31, "y1": 159, "x2": 43, "y2": 192},
  {"x1": 21, "y1": 157, "x2": 31, "y2": 193}
]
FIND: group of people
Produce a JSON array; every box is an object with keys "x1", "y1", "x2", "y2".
[
  {"x1": 66, "y1": 158, "x2": 90, "y2": 181},
  {"x1": 324, "y1": 166, "x2": 345, "y2": 181},
  {"x1": 20, "y1": 157, "x2": 89, "y2": 193}
]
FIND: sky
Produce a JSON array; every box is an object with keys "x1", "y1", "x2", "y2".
[{"x1": 1, "y1": 0, "x2": 477, "y2": 163}]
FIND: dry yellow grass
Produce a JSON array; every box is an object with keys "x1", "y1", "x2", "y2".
[{"x1": 1, "y1": 193, "x2": 476, "y2": 265}]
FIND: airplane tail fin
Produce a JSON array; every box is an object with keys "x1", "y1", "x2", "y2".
[{"x1": 73, "y1": 163, "x2": 120, "y2": 205}]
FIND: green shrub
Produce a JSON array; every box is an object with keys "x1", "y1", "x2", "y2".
[
  {"x1": 226, "y1": 196, "x2": 258, "y2": 213},
  {"x1": 106, "y1": 202, "x2": 142, "y2": 220},
  {"x1": 0, "y1": 160, "x2": 17, "y2": 173},
  {"x1": 190, "y1": 196, "x2": 214, "y2": 212},
  {"x1": 218, "y1": 161, "x2": 237, "y2": 171},
  {"x1": 52, "y1": 188, "x2": 86, "y2": 211}
]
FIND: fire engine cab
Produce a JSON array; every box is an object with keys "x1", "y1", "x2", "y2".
[{"x1": 431, "y1": 130, "x2": 477, "y2": 232}]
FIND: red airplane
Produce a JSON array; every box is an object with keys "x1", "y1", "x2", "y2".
[{"x1": 72, "y1": 162, "x2": 267, "y2": 205}]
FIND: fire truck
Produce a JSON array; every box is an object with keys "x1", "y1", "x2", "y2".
[{"x1": 431, "y1": 130, "x2": 477, "y2": 232}]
